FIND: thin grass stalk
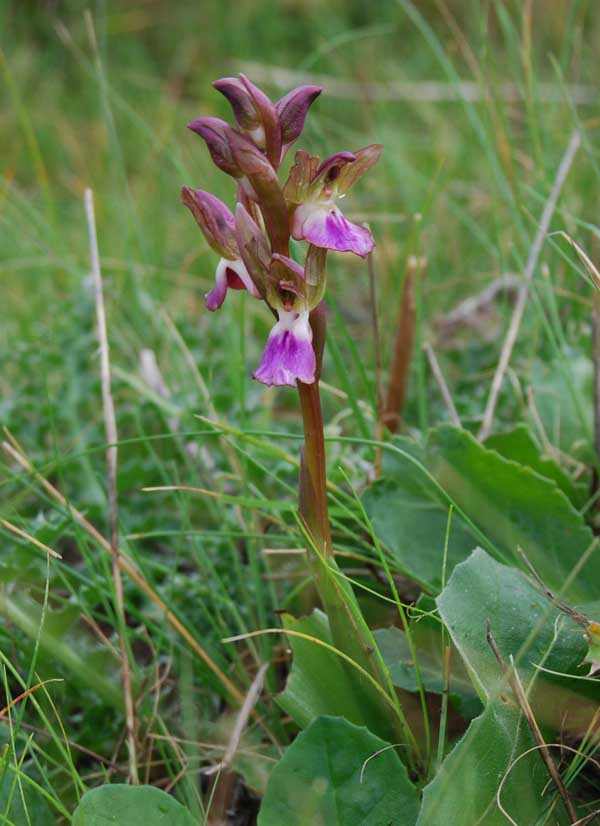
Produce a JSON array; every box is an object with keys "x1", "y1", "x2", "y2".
[
  {"x1": 85, "y1": 188, "x2": 139, "y2": 785},
  {"x1": 436, "y1": 506, "x2": 453, "y2": 772},
  {"x1": 479, "y1": 128, "x2": 581, "y2": 440}
]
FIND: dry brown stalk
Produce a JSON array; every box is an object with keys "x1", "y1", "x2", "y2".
[
  {"x1": 486, "y1": 623, "x2": 577, "y2": 823},
  {"x1": 423, "y1": 341, "x2": 461, "y2": 427},
  {"x1": 85, "y1": 188, "x2": 138, "y2": 784},
  {"x1": 0, "y1": 519, "x2": 62, "y2": 559},
  {"x1": 478, "y1": 129, "x2": 581, "y2": 440},
  {"x1": 383, "y1": 256, "x2": 422, "y2": 433},
  {"x1": 205, "y1": 662, "x2": 269, "y2": 823}
]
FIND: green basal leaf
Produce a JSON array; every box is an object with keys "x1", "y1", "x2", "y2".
[
  {"x1": 530, "y1": 353, "x2": 593, "y2": 461},
  {"x1": 72, "y1": 785, "x2": 196, "y2": 825},
  {"x1": 364, "y1": 425, "x2": 597, "y2": 601},
  {"x1": 373, "y1": 624, "x2": 481, "y2": 719},
  {"x1": 258, "y1": 716, "x2": 419, "y2": 826},
  {"x1": 417, "y1": 548, "x2": 596, "y2": 825},
  {"x1": 484, "y1": 424, "x2": 586, "y2": 510},
  {"x1": 362, "y1": 435, "x2": 478, "y2": 590},
  {"x1": 437, "y1": 548, "x2": 600, "y2": 731},
  {"x1": 0, "y1": 768, "x2": 55, "y2": 826},
  {"x1": 417, "y1": 702, "x2": 567, "y2": 825},
  {"x1": 277, "y1": 610, "x2": 405, "y2": 742}
]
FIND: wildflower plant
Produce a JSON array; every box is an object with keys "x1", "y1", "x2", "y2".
[
  {"x1": 181, "y1": 77, "x2": 382, "y2": 567},
  {"x1": 180, "y1": 76, "x2": 421, "y2": 763}
]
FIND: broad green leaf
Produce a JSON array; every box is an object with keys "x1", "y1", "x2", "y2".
[
  {"x1": 278, "y1": 611, "x2": 367, "y2": 727},
  {"x1": 437, "y1": 549, "x2": 600, "y2": 729},
  {"x1": 417, "y1": 702, "x2": 565, "y2": 826},
  {"x1": 277, "y1": 610, "x2": 404, "y2": 742},
  {"x1": 258, "y1": 716, "x2": 419, "y2": 826},
  {"x1": 373, "y1": 625, "x2": 481, "y2": 719},
  {"x1": 0, "y1": 769, "x2": 55, "y2": 826},
  {"x1": 0, "y1": 590, "x2": 123, "y2": 709},
  {"x1": 530, "y1": 353, "x2": 593, "y2": 460},
  {"x1": 365, "y1": 426, "x2": 597, "y2": 601},
  {"x1": 484, "y1": 424, "x2": 586, "y2": 509},
  {"x1": 363, "y1": 433, "x2": 478, "y2": 590},
  {"x1": 72, "y1": 785, "x2": 196, "y2": 825}
]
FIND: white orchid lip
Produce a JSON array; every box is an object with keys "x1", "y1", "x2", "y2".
[
  {"x1": 205, "y1": 257, "x2": 261, "y2": 312},
  {"x1": 253, "y1": 310, "x2": 316, "y2": 387}
]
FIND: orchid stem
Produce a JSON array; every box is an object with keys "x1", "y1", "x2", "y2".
[
  {"x1": 297, "y1": 379, "x2": 331, "y2": 556},
  {"x1": 296, "y1": 373, "x2": 420, "y2": 768}
]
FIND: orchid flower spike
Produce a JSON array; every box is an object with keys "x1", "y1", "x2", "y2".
[
  {"x1": 285, "y1": 145, "x2": 383, "y2": 258},
  {"x1": 182, "y1": 74, "x2": 382, "y2": 388},
  {"x1": 181, "y1": 187, "x2": 261, "y2": 311}
]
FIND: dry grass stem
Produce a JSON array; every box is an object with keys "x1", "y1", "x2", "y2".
[
  {"x1": 423, "y1": 341, "x2": 461, "y2": 427},
  {"x1": 0, "y1": 519, "x2": 62, "y2": 559},
  {"x1": 204, "y1": 661, "x2": 269, "y2": 777},
  {"x1": 486, "y1": 623, "x2": 577, "y2": 823},
  {"x1": 85, "y1": 188, "x2": 139, "y2": 785},
  {"x1": 478, "y1": 129, "x2": 581, "y2": 440},
  {"x1": 383, "y1": 256, "x2": 422, "y2": 433},
  {"x1": 239, "y1": 62, "x2": 596, "y2": 105}
]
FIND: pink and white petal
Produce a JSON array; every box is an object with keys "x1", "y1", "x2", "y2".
[
  {"x1": 292, "y1": 202, "x2": 375, "y2": 258},
  {"x1": 227, "y1": 257, "x2": 262, "y2": 298},
  {"x1": 253, "y1": 312, "x2": 316, "y2": 387},
  {"x1": 205, "y1": 258, "x2": 260, "y2": 311}
]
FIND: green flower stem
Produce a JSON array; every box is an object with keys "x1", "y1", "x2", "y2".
[{"x1": 296, "y1": 377, "x2": 420, "y2": 763}]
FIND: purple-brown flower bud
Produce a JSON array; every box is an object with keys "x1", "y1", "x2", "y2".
[
  {"x1": 276, "y1": 85, "x2": 322, "y2": 158},
  {"x1": 180, "y1": 187, "x2": 238, "y2": 259},
  {"x1": 213, "y1": 75, "x2": 282, "y2": 167},
  {"x1": 234, "y1": 203, "x2": 271, "y2": 296},
  {"x1": 187, "y1": 117, "x2": 241, "y2": 178},
  {"x1": 213, "y1": 77, "x2": 261, "y2": 132},
  {"x1": 228, "y1": 130, "x2": 289, "y2": 254}
]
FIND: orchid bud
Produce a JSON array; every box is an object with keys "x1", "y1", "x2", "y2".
[
  {"x1": 187, "y1": 117, "x2": 241, "y2": 178},
  {"x1": 276, "y1": 85, "x2": 322, "y2": 158},
  {"x1": 234, "y1": 203, "x2": 271, "y2": 296},
  {"x1": 213, "y1": 77, "x2": 261, "y2": 132},
  {"x1": 228, "y1": 130, "x2": 289, "y2": 254},
  {"x1": 180, "y1": 187, "x2": 238, "y2": 260},
  {"x1": 239, "y1": 74, "x2": 282, "y2": 167},
  {"x1": 213, "y1": 75, "x2": 282, "y2": 167}
]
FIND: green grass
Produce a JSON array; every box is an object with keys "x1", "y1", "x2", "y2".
[{"x1": 2, "y1": 0, "x2": 600, "y2": 821}]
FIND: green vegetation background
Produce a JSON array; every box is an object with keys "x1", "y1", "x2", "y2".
[{"x1": 1, "y1": 0, "x2": 599, "y2": 820}]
